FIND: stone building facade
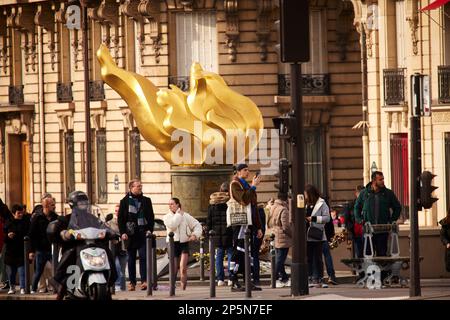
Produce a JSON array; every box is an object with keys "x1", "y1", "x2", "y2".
[{"x1": 0, "y1": 0, "x2": 363, "y2": 219}]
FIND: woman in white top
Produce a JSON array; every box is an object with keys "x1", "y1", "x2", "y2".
[{"x1": 163, "y1": 198, "x2": 202, "y2": 290}]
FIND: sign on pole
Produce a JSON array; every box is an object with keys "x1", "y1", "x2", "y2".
[
  {"x1": 422, "y1": 75, "x2": 431, "y2": 116},
  {"x1": 66, "y1": 5, "x2": 81, "y2": 30}
]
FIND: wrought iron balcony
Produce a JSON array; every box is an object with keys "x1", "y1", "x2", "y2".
[
  {"x1": 168, "y1": 76, "x2": 190, "y2": 92},
  {"x1": 383, "y1": 68, "x2": 406, "y2": 105},
  {"x1": 56, "y1": 82, "x2": 73, "y2": 103},
  {"x1": 89, "y1": 80, "x2": 105, "y2": 101},
  {"x1": 438, "y1": 65, "x2": 450, "y2": 104},
  {"x1": 8, "y1": 85, "x2": 24, "y2": 105},
  {"x1": 278, "y1": 73, "x2": 330, "y2": 96}
]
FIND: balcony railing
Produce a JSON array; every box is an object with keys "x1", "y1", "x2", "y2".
[
  {"x1": 168, "y1": 76, "x2": 190, "y2": 92},
  {"x1": 383, "y1": 68, "x2": 406, "y2": 105},
  {"x1": 278, "y1": 73, "x2": 330, "y2": 96},
  {"x1": 89, "y1": 80, "x2": 105, "y2": 101},
  {"x1": 438, "y1": 65, "x2": 450, "y2": 103},
  {"x1": 56, "y1": 82, "x2": 73, "y2": 103},
  {"x1": 8, "y1": 85, "x2": 24, "y2": 105}
]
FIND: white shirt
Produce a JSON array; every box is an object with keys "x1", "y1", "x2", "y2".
[{"x1": 163, "y1": 209, "x2": 203, "y2": 243}]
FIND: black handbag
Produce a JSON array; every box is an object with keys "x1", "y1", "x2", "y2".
[{"x1": 308, "y1": 225, "x2": 323, "y2": 240}]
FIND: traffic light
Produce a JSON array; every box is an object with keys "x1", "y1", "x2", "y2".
[
  {"x1": 274, "y1": 158, "x2": 289, "y2": 196},
  {"x1": 419, "y1": 171, "x2": 438, "y2": 209},
  {"x1": 272, "y1": 113, "x2": 296, "y2": 140}
]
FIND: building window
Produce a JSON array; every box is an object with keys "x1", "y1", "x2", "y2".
[
  {"x1": 170, "y1": 11, "x2": 218, "y2": 90},
  {"x1": 395, "y1": 0, "x2": 407, "y2": 68},
  {"x1": 445, "y1": 133, "x2": 450, "y2": 213},
  {"x1": 96, "y1": 128, "x2": 107, "y2": 204},
  {"x1": 63, "y1": 130, "x2": 75, "y2": 198},
  {"x1": 390, "y1": 133, "x2": 409, "y2": 223},
  {"x1": 304, "y1": 128, "x2": 325, "y2": 194}
]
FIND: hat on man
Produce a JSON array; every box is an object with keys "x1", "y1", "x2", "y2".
[{"x1": 235, "y1": 163, "x2": 248, "y2": 172}]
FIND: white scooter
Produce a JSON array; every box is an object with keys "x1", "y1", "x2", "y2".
[{"x1": 66, "y1": 227, "x2": 113, "y2": 300}]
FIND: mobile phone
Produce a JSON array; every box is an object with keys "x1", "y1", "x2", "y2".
[{"x1": 255, "y1": 170, "x2": 261, "y2": 177}]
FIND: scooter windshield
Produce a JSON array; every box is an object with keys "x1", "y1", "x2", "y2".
[{"x1": 69, "y1": 204, "x2": 104, "y2": 230}]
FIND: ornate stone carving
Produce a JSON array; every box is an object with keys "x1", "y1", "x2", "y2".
[
  {"x1": 165, "y1": 0, "x2": 218, "y2": 10},
  {"x1": 0, "y1": 14, "x2": 7, "y2": 74},
  {"x1": 432, "y1": 112, "x2": 450, "y2": 123},
  {"x1": 35, "y1": 4, "x2": 56, "y2": 71},
  {"x1": 138, "y1": 0, "x2": 161, "y2": 64},
  {"x1": 12, "y1": 6, "x2": 37, "y2": 73},
  {"x1": 56, "y1": 107, "x2": 75, "y2": 133},
  {"x1": 89, "y1": 0, "x2": 120, "y2": 58},
  {"x1": 406, "y1": 15, "x2": 418, "y2": 55},
  {"x1": 256, "y1": 0, "x2": 273, "y2": 62},
  {"x1": 336, "y1": 1, "x2": 354, "y2": 61},
  {"x1": 224, "y1": 0, "x2": 239, "y2": 62}
]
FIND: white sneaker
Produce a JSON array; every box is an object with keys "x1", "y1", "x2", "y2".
[
  {"x1": 20, "y1": 289, "x2": 26, "y2": 295},
  {"x1": 321, "y1": 283, "x2": 329, "y2": 288},
  {"x1": 115, "y1": 286, "x2": 122, "y2": 292},
  {"x1": 7, "y1": 287, "x2": 15, "y2": 295},
  {"x1": 276, "y1": 280, "x2": 285, "y2": 288},
  {"x1": 217, "y1": 280, "x2": 226, "y2": 287},
  {"x1": 284, "y1": 279, "x2": 291, "y2": 287},
  {"x1": 227, "y1": 280, "x2": 233, "y2": 286},
  {"x1": 30, "y1": 290, "x2": 36, "y2": 294}
]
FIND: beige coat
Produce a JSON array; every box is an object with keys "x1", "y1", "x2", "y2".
[{"x1": 268, "y1": 200, "x2": 292, "y2": 248}]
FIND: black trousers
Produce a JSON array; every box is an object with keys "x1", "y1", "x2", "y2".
[{"x1": 307, "y1": 241, "x2": 324, "y2": 281}]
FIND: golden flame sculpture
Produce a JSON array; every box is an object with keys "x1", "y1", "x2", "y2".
[{"x1": 96, "y1": 44, "x2": 264, "y2": 165}]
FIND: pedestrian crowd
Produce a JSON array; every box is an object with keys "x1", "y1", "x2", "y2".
[{"x1": 3, "y1": 165, "x2": 444, "y2": 299}]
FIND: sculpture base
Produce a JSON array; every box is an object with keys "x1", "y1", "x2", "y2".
[{"x1": 170, "y1": 165, "x2": 234, "y2": 221}]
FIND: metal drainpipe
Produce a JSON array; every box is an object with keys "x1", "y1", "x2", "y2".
[
  {"x1": 361, "y1": 26, "x2": 370, "y2": 185},
  {"x1": 38, "y1": 26, "x2": 46, "y2": 197}
]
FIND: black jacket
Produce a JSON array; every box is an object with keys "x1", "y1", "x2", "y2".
[
  {"x1": 47, "y1": 214, "x2": 77, "y2": 254},
  {"x1": 207, "y1": 192, "x2": 232, "y2": 248},
  {"x1": 4, "y1": 218, "x2": 30, "y2": 266},
  {"x1": 29, "y1": 211, "x2": 58, "y2": 253},
  {"x1": 118, "y1": 193, "x2": 154, "y2": 249}
]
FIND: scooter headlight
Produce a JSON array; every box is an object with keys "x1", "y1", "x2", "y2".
[{"x1": 82, "y1": 252, "x2": 107, "y2": 267}]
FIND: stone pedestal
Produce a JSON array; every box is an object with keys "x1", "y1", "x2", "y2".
[{"x1": 171, "y1": 165, "x2": 234, "y2": 221}]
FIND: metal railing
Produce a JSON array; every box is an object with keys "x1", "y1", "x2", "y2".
[
  {"x1": 278, "y1": 73, "x2": 330, "y2": 96},
  {"x1": 383, "y1": 68, "x2": 406, "y2": 105},
  {"x1": 438, "y1": 65, "x2": 450, "y2": 103},
  {"x1": 168, "y1": 76, "x2": 190, "y2": 92}
]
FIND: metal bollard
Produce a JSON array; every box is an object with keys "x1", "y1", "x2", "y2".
[
  {"x1": 244, "y1": 228, "x2": 251, "y2": 298},
  {"x1": 109, "y1": 240, "x2": 115, "y2": 295},
  {"x1": 168, "y1": 232, "x2": 175, "y2": 296},
  {"x1": 146, "y1": 231, "x2": 153, "y2": 296},
  {"x1": 23, "y1": 236, "x2": 31, "y2": 294},
  {"x1": 52, "y1": 243, "x2": 59, "y2": 277},
  {"x1": 200, "y1": 236, "x2": 205, "y2": 281},
  {"x1": 209, "y1": 230, "x2": 216, "y2": 298},
  {"x1": 270, "y1": 234, "x2": 276, "y2": 288},
  {"x1": 152, "y1": 234, "x2": 157, "y2": 290}
]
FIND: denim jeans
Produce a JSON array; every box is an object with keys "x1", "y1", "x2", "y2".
[
  {"x1": 251, "y1": 235, "x2": 262, "y2": 282},
  {"x1": 115, "y1": 254, "x2": 128, "y2": 290},
  {"x1": 322, "y1": 241, "x2": 336, "y2": 278},
  {"x1": 31, "y1": 251, "x2": 52, "y2": 291},
  {"x1": 127, "y1": 244, "x2": 147, "y2": 285},
  {"x1": 353, "y1": 237, "x2": 363, "y2": 258},
  {"x1": 275, "y1": 248, "x2": 289, "y2": 281},
  {"x1": 215, "y1": 247, "x2": 233, "y2": 281},
  {"x1": 7, "y1": 265, "x2": 25, "y2": 289}
]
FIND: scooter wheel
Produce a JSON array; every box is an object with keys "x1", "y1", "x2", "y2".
[{"x1": 89, "y1": 283, "x2": 110, "y2": 301}]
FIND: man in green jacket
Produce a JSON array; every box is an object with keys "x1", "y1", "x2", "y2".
[{"x1": 354, "y1": 171, "x2": 401, "y2": 256}]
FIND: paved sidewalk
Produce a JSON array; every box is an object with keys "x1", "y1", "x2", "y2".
[{"x1": 1, "y1": 279, "x2": 449, "y2": 300}]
